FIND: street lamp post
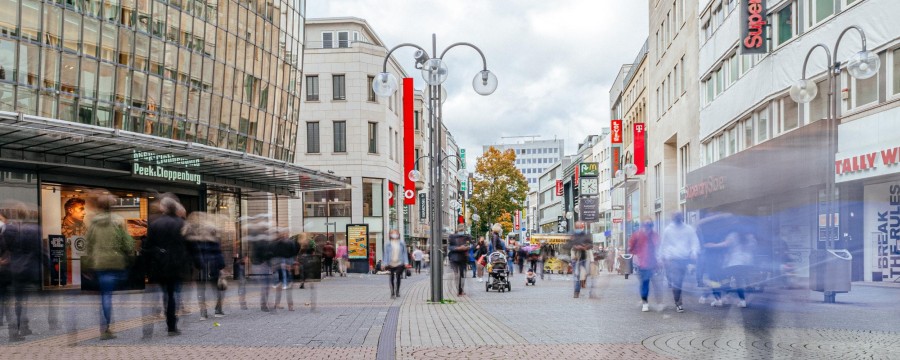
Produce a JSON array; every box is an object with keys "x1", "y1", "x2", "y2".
[
  {"x1": 614, "y1": 163, "x2": 638, "y2": 253},
  {"x1": 789, "y1": 25, "x2": 879, "y2": 303},
  {"x1": 377, "y1": 37, "x2": 497, "y2": 303}
]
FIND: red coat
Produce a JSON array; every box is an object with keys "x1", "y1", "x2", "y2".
[{"x1": 627, "y1": 229, "x2": 660, "y2": 270}]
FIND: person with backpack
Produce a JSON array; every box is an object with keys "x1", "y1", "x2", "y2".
[{"x1": 85, "y1": 195, "x2": 136, "y2": 339}]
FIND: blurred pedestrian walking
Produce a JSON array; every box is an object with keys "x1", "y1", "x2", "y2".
[
  {"x1": 412, "y1": 247, "x2": 424, "y2": 274},
  {"x1": 336, "y1": 242, "x2": 348, "y2": 277},
  {"x1": 628, "y1": 220, "x2": 660, "y2": 312},
  {"x1": 184, "y1": 212, "x2": 226, "y2": 320},
  {"x1": 272, "y1": 228, "x2": 298, "y2": 311},
  {"x1": 658, "y1": 213, "x2": 700, "y2": 313},
  {"x1": 569, "y1": 221, "x2": 593, "y2": 298},
  {"x1": 705, "y1": 224, "x2": 757, "y2": 308},
  {"x1": 448, "y1": 224, "x2": 471, "y2": 296},
  {"x1": 383, "y1": 229, "x2": 408, "y2": 299},
  {"x1": 0, "y1": 201, "x2": 41, "y2": 342},
  {"x1": 246, "y1": 215, "x2": 274, "y2": 311},
  {"x1": 322, "y1": 241, "x2": 335, "y2": 277},
  {"x1": 143, "y1": 196, "x2": 190, "y2": 336},
  {"x1": 84, "y1": 195, "x2": 135, "y2": 339},
  {"x1": 474, "y1": 237, "x2": 487, "y2": 282}
]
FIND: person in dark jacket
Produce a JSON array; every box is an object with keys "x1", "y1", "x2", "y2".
[
  {"x1": 447, "y1": 224, "x2": 472, "y2": 296},
  {"x1": 0, "y1": 202, "x2": 41, "y2": 342},
  {"x1": 272, "y1": 228, "x2": 299, "y2": 311},
  {"x1": 184, "y1": 212, "x2": 226, "y2": 319},
  {"x1": 322, "y1": 241, "x2": 335, "y2": 277},
  {"x1": 143, "y1": 196, "x2": 190, "y2": 336}
]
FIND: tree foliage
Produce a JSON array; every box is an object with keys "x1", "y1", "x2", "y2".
[{"x1": 467, "y1": 147, "x2": 528, "y2": 236}]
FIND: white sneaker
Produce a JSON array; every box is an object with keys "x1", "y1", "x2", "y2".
[
  {"x1": 738, "y1": 300, "x2": 747, "y2": 308},
  {"x1": 698, "y1": 295, "x2": 707, "y2": 304},
  {"x1": 710, "y1": 299, "x2": 723, "y2": 307},
  {"x1": 477, "y1": 278, "x2": 483, "y2": 283},
  {"x1": 641, "y1": 303, "x2": 650, "y2": 312}
]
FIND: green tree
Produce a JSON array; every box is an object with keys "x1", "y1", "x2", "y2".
[{"x1": 467, "y1": 147, "x2": 528, "y2": 236}]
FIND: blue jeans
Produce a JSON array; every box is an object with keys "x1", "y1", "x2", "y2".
[
  {"x1": 638, "y1": 268, "x2": 655, "y2": 302},
  {"x1": 97, "y1": 270, "x2": 125, "y2": 332}
]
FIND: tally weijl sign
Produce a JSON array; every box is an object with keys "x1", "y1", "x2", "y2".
[
  {"x1": 835, "y1": 145, "x2": 900, "y2": 183},
  {"x1": 132, "y1": 150, "x2": 202, "y2": 185}
]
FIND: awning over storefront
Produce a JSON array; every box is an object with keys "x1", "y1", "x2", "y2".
[
  {"x1": 0, "y1": 111, "x2": 348, "y2": 196},
  {"x1": 685, "y1": 120, "x2": 832, "y2": 212}
]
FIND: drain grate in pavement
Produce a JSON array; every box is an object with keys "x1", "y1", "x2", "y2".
[
  {"x1": 376, "y1": 306, "x2": 400, "y2": 360},
  {"x1": 643, "y1": 327, "x2": 900, "y2": 359}
]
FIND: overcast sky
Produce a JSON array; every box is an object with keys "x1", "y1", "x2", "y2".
[{"x1": 307, "y1": 1, "x2": 649, "y2": 169}]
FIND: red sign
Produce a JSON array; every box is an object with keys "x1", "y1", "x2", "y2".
[
  {"x1": 612, "y1": 218, "x2": 623, "y2": 224},
  {"x1": 741, "y1": 0, "x2": 768, "y2": 54},
  {"x1": 574, "y1": 164, "x2": 579, "y2": 187},
  {"x1": 612, "y1": 145, "x2": 621, "y2": 178},
  {"x1": 402, "y1": 78, "x2": 416, "y2": 205},
  {"x1": 514, "y1": 210, "x2": 520, "y2": 231},
  {"x1": 388, "y1": 182, "x2": 394, "y2": 206},
  {"x1": 555, "y1": 179, "x2": 563, "y2": 196},
  {"x1": 634, "y1": 122, "x2": 646, "y2": 175},
  {"x1": 611, "y1": 120, "x2": 623, "y2": 144}
]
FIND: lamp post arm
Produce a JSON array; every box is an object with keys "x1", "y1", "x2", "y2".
[
  {"x1": 413, "y1": 155, "x2": 433, "y2": 168},
  {"x1": 800, "y1": 43, "x2": 833, "y2": 80},
  {"x1": 439, "y1": 42, "x2": 489, "y2": 71},
  {"x1": 833, "y1": 25, "x2": 867, "y2": 69},
  {"x1": 440, "y1": 153, "x2": 462, "y2": 164},
  {"x1": 382, "y1": 43, "x2": 429, "y2": 73}
]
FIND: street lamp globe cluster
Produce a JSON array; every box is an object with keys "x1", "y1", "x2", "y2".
[{"x1": 375, "y1": 34, "x2": 497, "y2": 302}]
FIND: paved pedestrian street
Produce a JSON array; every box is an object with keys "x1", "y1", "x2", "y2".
[{"x1": 2, "y1": 267, "x2": 900, "y2": 359}]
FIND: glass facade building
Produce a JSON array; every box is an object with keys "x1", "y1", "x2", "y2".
[{"x1": 0, "y1": 0, "x2": 305, "y2": 161}]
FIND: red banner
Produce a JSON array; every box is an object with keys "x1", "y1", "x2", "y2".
[
  {"x1": 403, "y1": 78, "x2": 416, "y2": 205},
  {"x1": 555, "y1": 179, "x2": 563, "y2": 196},
  {"x1": 634, "y1": 122, "x2": 646, "y2": 175},
  {"x1": 612, "y1": 145, "x2": 621, "y2": 178},
  {"x1": 388, "y1": 182, "x2": 394, "y2": 206},
  {"x1": 574, "y1": 164, "x2": 579, "y2": 187},
  {"x1": 515, "y1": 210, "x2": 520, "y2": 231},
  {"x1": 611, "y1": 119, "x2": 623, "y2": 144}
]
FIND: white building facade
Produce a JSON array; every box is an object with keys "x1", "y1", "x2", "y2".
[{"x1": 484, "y1": 138, "x2": 565, "y2": 190}]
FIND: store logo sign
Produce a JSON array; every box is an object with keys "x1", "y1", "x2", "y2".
[
  {"x1": 741, "y1": 0, "x2": 768, "y2": 54},
  {"x1": 132, "y1": 150, "x2": 202, "y2": 184}
]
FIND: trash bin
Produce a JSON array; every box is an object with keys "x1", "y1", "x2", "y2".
[
  {"x1": 618, "y1": 254, "x2": 633, "y2": 279},
  {"x1": 809, "y1": 249, "x2": 852, "y2": 303}
]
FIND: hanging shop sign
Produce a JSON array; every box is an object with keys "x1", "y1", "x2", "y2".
[
  {"x1": 579, "y1": 162, "x2": 600, "y2": 177},
  {"x1": 403, "y1": 78, "x2": 416, "y2": 205},
  {"x1": 580, "y1": 197, "x2": 600, "y2": 223},
  {"x1": 346, "y1": 224, "x2": 369, "y2": 260},
  {"x1": 132, "y1": 150, "x2": 201, "y2": 184},
  {"x1": 419, "y1": 193, "x2": 427, "y2": 221},
  {"x1": 555, "y1": 179, "x2": 563, "y2": 196},
  {"x1": 740, "y1": 0, "x2": 768, "y2": 54},
  {"x1": 611, "y1": 120, "x2": 623, "y2": 144},
  {"x1": 633, "y1": 123, "x2": 646, "y2": 175}
]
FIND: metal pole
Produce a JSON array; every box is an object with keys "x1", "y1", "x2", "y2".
[{"x1": 430, "y1": 33, "x2": 445, "y2": 303}]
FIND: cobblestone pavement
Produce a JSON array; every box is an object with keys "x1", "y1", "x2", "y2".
[{"x1": 1, "y1": 266, "x2": 899, "y2": 359}]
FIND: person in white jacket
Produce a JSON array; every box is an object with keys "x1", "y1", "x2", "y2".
[{"x1": 658, "y1": 213, "x2": 700, "y2": 313}]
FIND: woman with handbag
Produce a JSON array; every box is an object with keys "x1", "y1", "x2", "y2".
[{"x1": 84, "y1": 194, "x2": 135, "y2": 340}]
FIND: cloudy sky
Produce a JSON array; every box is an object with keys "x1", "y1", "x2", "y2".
[{"x1": 307, "y1": 1, "x2": 649, "y2": 169}]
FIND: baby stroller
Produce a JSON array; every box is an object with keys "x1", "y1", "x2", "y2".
[
  {"x1": 525, "y1": 269, "x2": 536, "y2": 286},
  {"x1": 486, "y1": 251, "x2": 511, "y2": 292}
]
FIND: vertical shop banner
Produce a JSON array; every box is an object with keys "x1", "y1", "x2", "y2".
[
  {"x1": 419, "y1": 193, "x2": 427, "y2": 221},
  {"x1": 634, "y1": 122, "x2": 646, "y2": 175},
  {"x1": 740, "y1": 0, "x2": 768, "y2": 54},
  {"x1": 515, "y1": 210, "x2": 520, "y2": 231},
  {"x1": 48, "y1": 235, "x2": 67, "y2": 286},
  {"x1": 388, "y1": 182, "x2": 394, "y2": 206},
  {"x1": 556, "y1": 179, "x2": 563, "y2": 196},
  {"x1": 346, "y1": 224, "x2": 369, "y2": 260},
  {"x1": 612, "y1": 145, "x2": 621, "y2": 179},
  {"x1": 574, "y1": 164, "x2": 579, "y2": 187},
  {"x1": 611, "y1": 120, "x2": 623, "y2": 144},
  {"x1": 403, "y1": 78, "x2": 416, "y2": 205}
]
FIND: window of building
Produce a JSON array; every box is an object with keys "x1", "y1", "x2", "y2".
[
  {"x1": 807, "y1": 79, "x2": 829, "y2": 122},
  {"x1": 743, "y1": 118, "x2": 754, "y2": 149},
  {"x1": 729, "y1": 53, "x2": 739, "y2": 86},
  {"x1": 304, "y1": 188, "x2": 352, "y2": 218},
  {"x1": 414, "y1": 110, "x2": 420, "y2": 130},
  {"x1": 807, "y1": 0, "x2": 835, "y2": 28},
  {"x1": 367, "y1": 75, "x2": 376, "y2": 102},
  {"x1": 715, "y1": 67, "x2": 724, "y2": 96},
  {"x1": 389, "y1": 127, "x2": 394, "y2": 160},
  {"x1": 727, "y1": 127, "x2": 737, "y2": 155},
  {"x1": 363, "y1": 178, "x2": 385, "y2": 217},
  {"x1": 332, "y1": 75, "x2": 345, "y2": 100},
  {"x1": 337, "y1": 31, "x2": 349, "y2": 48},
  {"x1": 333, "y1": 121, "x2": 346, "y2": 152},
  {"x1": 717, "y1": 134, "x2": 726, "y2": 160},
  {"x1": 306, "y1": 122, "x2": 320, "y2": 153},
  {"x1": 892, "y1": 48, "x2": 900, "y2": 97},
  {"x1": 775, "y1": 3, "x2": 796, "y2": 47},
  {"x1": 368, "y1": 122, "x2": 377, "y2": 154},
  {"x1": 306, "y1": 75, "x2": 318, "y2": 101},
  {"x1": 756, "y1": 108, "x2": 769, "y2": 142},
  {"x1": 322, "y1": 31, "x2": 333, "y2": 48},
  {"x1": 850, "y1": 68, "x2": 879, "y2": 109},
  {"x1": 679, "y1": 143, "x2": 690, "y2": 189}
]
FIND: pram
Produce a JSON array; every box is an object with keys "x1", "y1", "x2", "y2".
[{"x1": 485, "y1": 251, "x2": 511, "y2": 292}]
